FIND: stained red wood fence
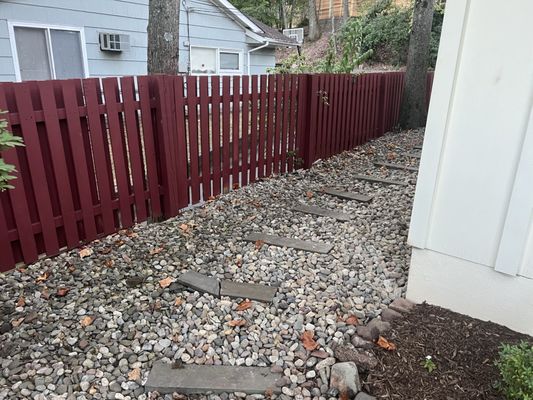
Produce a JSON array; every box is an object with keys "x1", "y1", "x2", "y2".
[{"x1": 0, "y1": 72, "x2": 433, "y2": 271}]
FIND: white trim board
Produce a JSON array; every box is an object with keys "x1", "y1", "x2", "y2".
[
  {"x1": 7, "y1": 20, "x2": 90, "y2": 81},
  {"x1": 407, "y1": 248, "x2": 533, "y2": 335}
]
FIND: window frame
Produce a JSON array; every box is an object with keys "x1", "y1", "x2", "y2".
[
  {"x1": 190, "y1": 45, "x2": 243, "y2": 75},
  {"x1": 8, "y1": 21, "x2": 90, "y2": 82}
]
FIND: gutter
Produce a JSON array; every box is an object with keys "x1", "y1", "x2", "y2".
[{"x1": 247, "y1": 41, "x2": 269, "y2": 75}]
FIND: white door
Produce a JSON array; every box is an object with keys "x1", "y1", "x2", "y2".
[{"x1": 495, "y1": 104, "x2": 533, "y2": 278}]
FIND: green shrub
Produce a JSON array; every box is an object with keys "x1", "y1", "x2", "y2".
[
  {"x1": 0, "y1": 113, "x2": 24, "y2": 191},
  {"x1": 495, "y1": 341, "x2": 533, "y2": 400}
]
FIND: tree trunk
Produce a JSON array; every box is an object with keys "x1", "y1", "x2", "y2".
[
  {"x1": 147, "y1": 0, "x2": 179, "y2": 74},
  {"x1": 399, "y1": 0, "x2": 435, "y2": 129},
  {"x1": 308, "y1": 0, "x2": 321, "y2": 41},
  {"x1": 342, "y1": 0, "x2": 350, "y2": 22}
]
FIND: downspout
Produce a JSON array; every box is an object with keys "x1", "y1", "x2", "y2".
[
  {"x1": 182, "y1": 0, "x2": 192, "y2": 74},
  {"x1": 247, "y1": 41, "x2": 270, "y2": 75}
]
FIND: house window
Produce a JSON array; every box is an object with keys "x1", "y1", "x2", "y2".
[
  {"x1": 219, "y1": 51, "x2": 240, "y2": 72},
  {"x1": 190, "y1": 47, "x2": 217, "y2": 74},
  {"x1": 190, "y1": 46, "x2": 242, "y2": 74},
  {"x1": 10, "y1": 24, "x2": 87, "y2": 81}
]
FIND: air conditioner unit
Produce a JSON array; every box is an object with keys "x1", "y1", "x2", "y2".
[
  {"x1": 282, "y1": 28, "x2": 304, "y2": 44},
  {"x1": 99, "y1": 32, "x2": 130, "y2": 52}
]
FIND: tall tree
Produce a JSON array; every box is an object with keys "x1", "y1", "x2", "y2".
[
  {"x1": 399, "y1": 0, "x2": 435, "y2": 128},
  {"x1": 147, "y1": 0, "x2": 179, "y2": 74},
  {"x1": 342, "y1": 0, "x2": 350, "y2": 22},
  {"x1": 308, "y1": 0, "x2": 321, "y2": 41}
]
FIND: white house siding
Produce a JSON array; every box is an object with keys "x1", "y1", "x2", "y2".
[
  {"x1": 0, "y1": 0, "x2": 149, "y2": 81},
  {"x1": 178, "y1": 0, "x2": 277, "y2": 74},
  {"x1": 406, "y1": 0, "x2": 533, "y2": 335},
  {"x1": 0, "y1": 0, "x2": 279, "y2": 82}
]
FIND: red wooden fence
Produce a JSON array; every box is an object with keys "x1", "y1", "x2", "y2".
[{"x1": 0, "y1": 71, "x2": 434, "y2": 271}]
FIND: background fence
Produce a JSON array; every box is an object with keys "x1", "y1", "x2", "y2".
[{"x1": 0, "y1": 71, "x2": 433, "y2": 271}]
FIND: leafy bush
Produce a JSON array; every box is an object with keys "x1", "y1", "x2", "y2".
[
  {"x1": 0, "y1": 113, "x2": 24, "y2": 191},
  {"x1": 495, "y1": 341, "x2": 533, "y2": 400},
  {"x1": 360, "y1": 0, "x2": 411, "y2": 66}
]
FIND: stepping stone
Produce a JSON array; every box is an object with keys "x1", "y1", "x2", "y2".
[
  {"x1": 176, "y1": 271, "x2": 220, "y2": 296},
  {"x1": 322, "y1": 188, "x2": 373, "y2": 204},
  {"x1": 220, "y1": 280, "x2": 277, "y2": 302},
  {"x1": 353, "y1": 174, "x2": 408, "y2": 186},
  {"x1": 245, "y1": 233, "x2": 333, "y2": 254},
  {"x1": 145, "y1": 362, "x2": 282, "y2": 394},
  {"x1": 374, "y1": 162, "x2": 418, "y2": 172},
  {"x1": 404, "y1": 152, "x2": 421, "y2": 159},
  {"x1": 292, "y1": 204, "x2": 352, "y2": 221}
]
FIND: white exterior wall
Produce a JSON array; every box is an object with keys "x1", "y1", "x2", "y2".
[{"x1": 407, "y1": 0, "x2": 533, "y2": 335}]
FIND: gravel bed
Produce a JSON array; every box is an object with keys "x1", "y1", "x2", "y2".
[{"x1": 0, "y1": 129, "x2": 423, "y2": 400}]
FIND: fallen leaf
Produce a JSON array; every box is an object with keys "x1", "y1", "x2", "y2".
[
  {"x1": 66, "y1": 262, "x2": 76, "y2": 273},
  {"x1": 265, "y1": 388, "x2": 274, "y2": 398},
  {"x1": 128, "y1": 367, "x2": 141, "y2": 381},
  {"x1": 80, "y1": 316, "x2": 95, "y2": 327},
  {"x1": 99, "y1": 247, "x2": 112, "y2": 255},
  {"x1": 150, "y1": 247, "x2": 164, "y2": 255},
  {"x1": 233, "y1": 183, "x2": 240, "y2": 190},
  {"x1": 16, "y1": 296, "x2": 25, "y2": 307},
  {"x1": 339, "y1": 389, "x2": 350, "y2": 400},
  {"x1": 41, "y1": 289, "x2": 50, "y2": 300},
  {"x1": 301, "y1": 330, "x2": 319, "y2": 351},
  {"x1": 306, "y1": 191, "x2": 313, "y2": 199},
  {"x1": 114, "y1": 239, "x2": 125, "y2": 247},
  {"x1": 174, "y1": 297, "x2": 183, "y2": 306},
  {"x1": 255, "y1": 240, "x2": 265, "y2": 250},
  {"x1": 152, "y1": 300, "x2": 162, "y2": 311},
  {"x1": 56, "y1": 287, "x2": 70, "y2": 297},
  {"x1": 386, "y1": 152, "x2": 397, "y2": 161},
  {"x1": 376, "y1": 336, "x2": 397, "y2": 351},
  {"x1": 179, "y1": 223, "x2": 190, "y2": 233},
  {"x1": 89, "y1": 386, "x2": 97, "y2": 395},
  {"x1": 227, "y1": 319, "x2": 246, "y2": 327},
  {"x1": 104, "y1": 259, "x2": 115, "y2": 268},
  {"x1": 345, "y1": 315, "x2": 359, "y2": 326},
  {"x1": 126, "y1": 230, "x2": 138, "y2": 238},
  {"x1": 79, "y1": 248, "x2": 93, "y2": 258},
  {"x1": 36, "y1": 271, "x2": 50, "y2": 284},
  {"x1": 159, "y1": 277, "x2": 175, "y2": 288},
  {"x1": 236, "y1": 299, "x2": 253, "y2": 311},
  {"x1": 11, "y1": 317, "x2": 25, "y2": 327},
  {"x1": 207, "y1": 195, "x2": 216, "y2": 201}
]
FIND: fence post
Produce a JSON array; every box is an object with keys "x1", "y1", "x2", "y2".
[
  {"x1": 296, "y1": 74, "x2": 319, "y2": 169},
  {"x1": 153, "y1": 75, "x2": 180, "y2": 219}
]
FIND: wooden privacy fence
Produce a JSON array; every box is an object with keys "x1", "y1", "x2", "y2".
[{"x1": 0, "y1": 71, "x2": 434, "y2": 271}]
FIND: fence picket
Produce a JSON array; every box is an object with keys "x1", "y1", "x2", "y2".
[
  {"x1": 137, "y1": 76, "x2": 162, "y2": 218},
  {"x1": 241, "y1": 75, "x2": 250, "y2": 186},
  {"x1": 199, "y1": 76, "x2": 211, "y2": 199},
  {"x1": 257, "y1": 75, "x2": 267, "y2": 178},
  {"x1": 265, "y1": 75, "x2": 275, "y2": 177},
  {"x1": 249, "y1": 75, "x2": 259, "y2": 181},
  {"x1": 211, "y1": 76, "x2": 222, "y2": 196},
  {"x1": 232, "y1": 75, "x2": 240, "y2": 187},
  {"x1": 186, "y1": 76, "x2": 201, "y2": 203},
  {"x1": 222, "y1": 76, "x2": 231, "y2": 192},
  {"x1": 102, "y1": 78, "x2": 133, "y2": 228}
]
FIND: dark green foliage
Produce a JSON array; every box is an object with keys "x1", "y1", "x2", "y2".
[
  {"x1": 495, "y1": 341, "x2": 533, "y2": 400},
  {"x1": 0, "y1": 113, "x2": 25, "y2": 191},
  {"x1": 231, "y1": 0, "x2": 279, "y2": 27},
  {"x1": 359, "y1": 0, "x2": 445, "y2": 67},
  {"x1": 360, "y1": 1, "x2": 411, "y2": 65}
]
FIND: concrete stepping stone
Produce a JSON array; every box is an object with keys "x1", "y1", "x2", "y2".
[
  {"x1": 176, "y1": 271, "x2": 220, "y2": 296},
  {"x1": 374, "y1": 162, "x2": 418, "y2": 172},
  {"x1": 245, "y1": 232, "x2": 333, "y2": 254},
  {"x1": 220, "y1": 280, "x2": 277, "y2": 302},
  {"x1": 292, "y1": 204, "x2": 352, "y2": 221},
  {"x1": 404, "y1": 152, "x2": 421, "y2": 159},
  {"x1": 353, "y1": 174, "x2": 408, "y2": 186},
  {"x1": 145, "y1": 362, "x2": 282, "y2": 394},
  {"x1": 322, "y1": 188, "x2": 373, "y2": 204}
]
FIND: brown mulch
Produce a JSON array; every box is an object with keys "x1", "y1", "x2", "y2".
[{"x1": 365, "y1": 303, "x2": 532, "y2": 399}]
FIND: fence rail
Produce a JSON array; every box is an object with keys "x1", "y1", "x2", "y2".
[{"x1": 0, "y1": 71, "x2": 433, "y2": 271}]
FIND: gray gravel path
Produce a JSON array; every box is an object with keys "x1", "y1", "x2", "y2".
[{"x1": 0, "y1": 129, "x2": 423, "y2": 400}]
